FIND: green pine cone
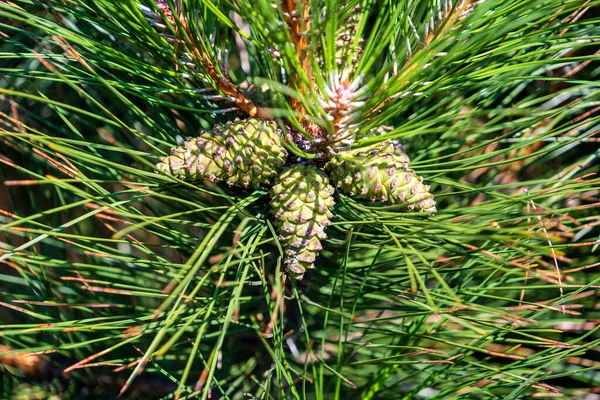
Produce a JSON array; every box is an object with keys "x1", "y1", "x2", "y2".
[
  {"x1": 335, "y1": 7, "x2": 363, "y2": 69},
  {"x1": 155, "y1": 132, "x2": 233, "y2": 182},
  {"x1": 315, "y1": 7, "x2": 363, "y2": 69},
  {"x1": 156, "y1": 118, "x2": 287, "y2": 188},
  {"x1": 326, "y1": 140, "x2": 437, "y2": 214},
  {"x1": 218, "y1": 119, "x2": 288, "y2": 188},
  {"x1": 270, "y1": 164, "x2": 335, "y2": 280}
]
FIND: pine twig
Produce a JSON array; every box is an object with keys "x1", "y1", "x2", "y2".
[
  {"x1": 152, "y1": 1, "x2": 272, "y2": 119},
  {"x1": 282, "y1": 0, "x2": 313, "y2": 114}
]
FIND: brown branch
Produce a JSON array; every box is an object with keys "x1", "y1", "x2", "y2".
[
  {"x1": 155, "y1": 1, "x2": 272, "y2": 119},
  {"x1": 282, "y1": 0, "x2": 313, "y2": 114}
]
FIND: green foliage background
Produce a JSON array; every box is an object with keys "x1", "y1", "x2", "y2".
[{"x1": 1, "y1": 0, "x2": 599, "y2": 398}]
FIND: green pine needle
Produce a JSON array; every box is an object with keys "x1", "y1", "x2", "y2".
[{"x1": 1, "y1": 0, "x2": 600, "y2": 398}]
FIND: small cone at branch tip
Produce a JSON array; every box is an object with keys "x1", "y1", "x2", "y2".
[
  {"x1": 155, "y1": 118, "x2": 287, "y2": 188},
  {"x1": 315, "y1": 9, "x2": 371, "y2": 148},
  {"x1": 316, "y1": 6, "x2": 364, "y2": 70},
  {"x1": 270, "y1": 164, "x2": 335, "y2": 280},
  {"x1": 314, "y1": 8, "x2": 367, "y2": 148},
  {"x1": 325, "y1": 139, "x2": 437, "y2": 214}
]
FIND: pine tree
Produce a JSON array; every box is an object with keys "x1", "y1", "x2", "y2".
[{"x1": 1, "y1": 1, "x2": 599, "y2": 398}]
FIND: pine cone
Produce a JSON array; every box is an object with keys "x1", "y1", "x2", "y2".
[
  {"x1": 156, "y1": 118, "x2": 287, "y2": 188},
  {"x1": 270, "y1": 164, "x2": 335, "y2": 280},
  {"x1": 155, "y1": 131, "x2": 233, "y2": 182},
  {"x1": 315, "y1": 7, "x2": 364, "y2": 69},
  {"x1": 335, "y1": 6, "x2": 364, "y2": 69},
  {"x1": 218, "y1": 119, "x2": 288, "y2": 188},
  {"x1": 326, "y1": 140, "x2": 437, "y2": 214}
]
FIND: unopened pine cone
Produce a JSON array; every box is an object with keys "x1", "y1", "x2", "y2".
[
  {"x1": 216, "y1": 119, "x2": 287, "y2": 188},
  {"x1": 315, "y1": 6, "x2": 364, "y2": 69},
  {"x1": 335, "y1": 6, "x2": 364, "y2": 69},
  {"x1": 270, "y1": 164, "x2": 335, "y2": 280},
  {"x1": 155, "y1": 131, "x2": 233, "y2": 182},
  {"x1": 155, "y1": 118, "x2": 287, "y2": 188},
  {"x1": 326, "y1": 140, "x2": 436, "y2": 214}
]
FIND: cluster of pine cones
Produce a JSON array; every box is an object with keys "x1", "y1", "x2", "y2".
[{"x1": 156, "y1": 119, "x2": 436, "y2": 280}]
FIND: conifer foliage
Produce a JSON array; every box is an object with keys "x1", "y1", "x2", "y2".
[{"x1": 1, "y1": 0, "x2": 599, "y2": 398}]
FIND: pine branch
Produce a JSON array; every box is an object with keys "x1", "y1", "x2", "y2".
[
  {"x1": 143, "y1": 0, "x2": 273, "y2": 119},
  {"x1": 1, "y1": 0, "x2": 599, "y2": 398}
]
